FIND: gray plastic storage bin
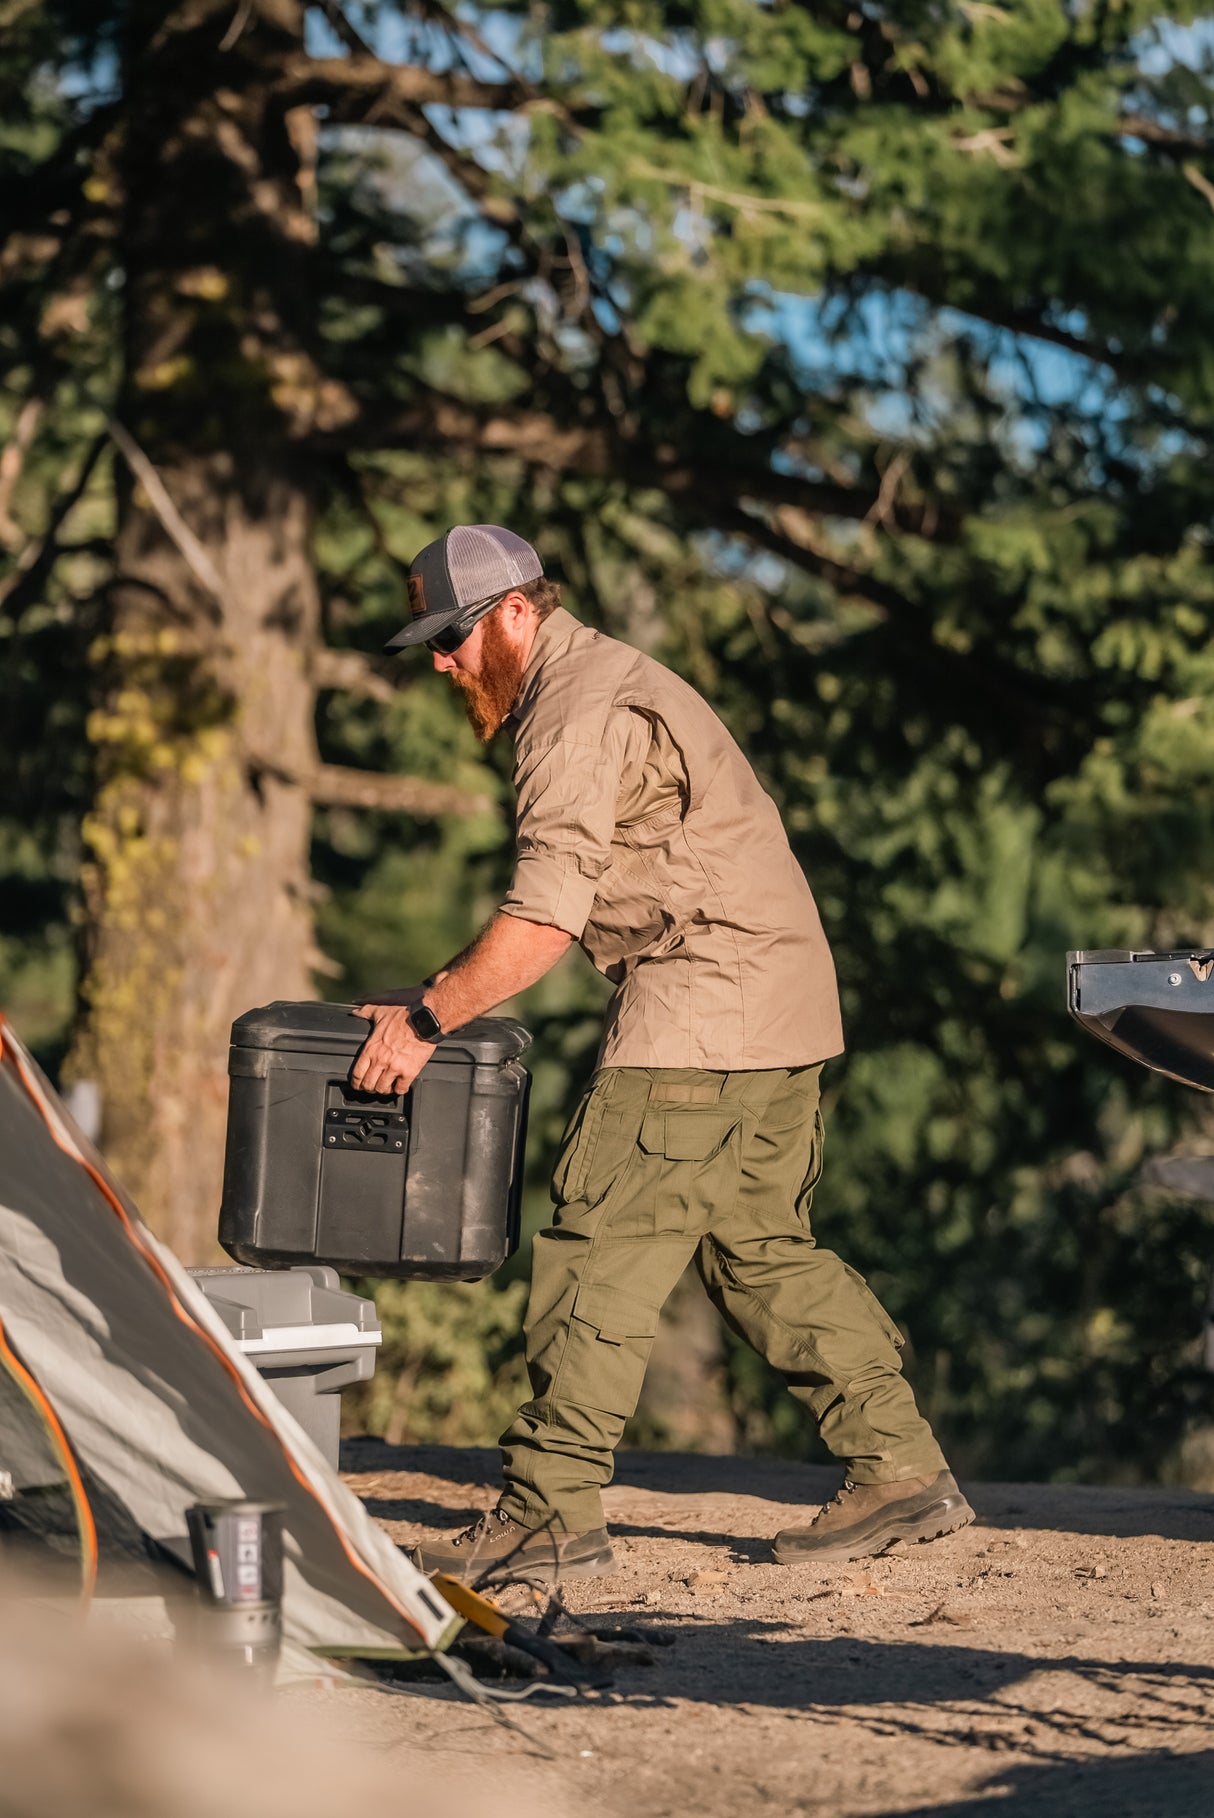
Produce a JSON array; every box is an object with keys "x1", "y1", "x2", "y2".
[
  {"x1": 218, "y1": 1002, "x2": 531, "y2": 1280},
  {"x1": 189, "y1": 1266, "x2": 380, "y2": 1469}
]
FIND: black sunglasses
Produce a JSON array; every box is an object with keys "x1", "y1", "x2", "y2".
[{"x1": 425, "y1": 593, "x2": 504, "y2": 655}]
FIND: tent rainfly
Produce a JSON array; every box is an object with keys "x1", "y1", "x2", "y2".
[{"x1": 0, "y1": 1015, "x2": 457, "y2": 1670}]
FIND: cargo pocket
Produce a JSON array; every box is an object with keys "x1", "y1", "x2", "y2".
[
  {"x1": 843, "y1": 1263, "x2": 906, "y2": 1353},
  {"x1": 633, "y1": 1105, "x2": 741, "y2": 1236},
  {"x1": 793, "y1": 1106, "x2": 826, "y2": 1226},
  {"x1": 550, "y1": 1081, "x2": 610, "y2": 1208},
  {"x1": 553, "y1": 1284, "x2": 661, "y2": 1418}
]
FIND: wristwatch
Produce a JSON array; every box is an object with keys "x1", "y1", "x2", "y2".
[{"x1": 407, "y1": 1001, "x2": 444, "y2": 1044}]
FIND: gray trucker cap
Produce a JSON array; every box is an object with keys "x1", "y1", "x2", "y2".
[{"x1": 383, "y1": 525, "x2": 543, "y2": 651}]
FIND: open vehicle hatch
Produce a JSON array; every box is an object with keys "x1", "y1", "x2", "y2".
[{"x1": 1067, "y1": 949, "x2": 1214, "y2": 1093}]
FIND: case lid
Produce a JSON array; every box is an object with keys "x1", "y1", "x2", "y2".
[
  {"x1": 1067, "y1": 949, "x2": 1214, "y2": 1093},
  {"x1": 229, "y1": 1000, "x2": 531, "y2": 1064}
]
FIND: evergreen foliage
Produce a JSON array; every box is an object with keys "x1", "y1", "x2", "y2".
[{"x1": 2, "y1": 0, "x2": 1213, "y2": 1481}]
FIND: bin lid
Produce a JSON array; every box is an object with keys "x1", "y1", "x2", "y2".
[
  {"x1": 1067, "y1": 949, "x2": 1214, "y2": 1092},
  {"x1": 230, "y1": 1000, "x2": 531, "y2": 1064},
  {"x1": 188, "y1": 1265, "x2": 382, "y2": 1346}
]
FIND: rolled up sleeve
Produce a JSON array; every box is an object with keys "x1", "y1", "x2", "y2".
[{"x1": 501, "y1": 714, "x2": 639, "y2": 939}]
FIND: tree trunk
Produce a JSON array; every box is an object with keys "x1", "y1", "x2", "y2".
[{"x1": 69, "y1": 0, "x2": 323, "y2": 1260}]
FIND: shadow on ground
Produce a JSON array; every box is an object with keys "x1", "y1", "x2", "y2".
[
  {"x1": 583, "y1": 1623, "x2": 1214, "y2": 1733},
  {"x1": 341, "y1": 1438, "x2": 1214, "y2": 1545},
  {"x1": 870, "y1": 1748, "x2": 1214, "y2": 1816},
  {"x1": 612, "y1": 1451, "x2": 1214, "y2": 1543}
]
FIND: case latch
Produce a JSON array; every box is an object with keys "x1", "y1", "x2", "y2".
[{"x1": 324, "y1": 1107, "x2": 407, "y2": 1153}]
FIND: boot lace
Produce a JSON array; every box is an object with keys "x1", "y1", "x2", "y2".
[
  {"x1": 814, "y1": 1480, "x2": 858, "y2": 1521},
  {"x1": 451, "y1": 1506, "x2": 515, "y2": 1549}
]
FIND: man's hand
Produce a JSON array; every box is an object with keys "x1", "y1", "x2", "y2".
[{"x1": 350, "y1": 997, "x2": 434, "y2": 1097}]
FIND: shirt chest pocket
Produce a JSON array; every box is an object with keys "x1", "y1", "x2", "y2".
[{"x1": 610, "y1": 1106, "x2": 741, "y2": 1237}]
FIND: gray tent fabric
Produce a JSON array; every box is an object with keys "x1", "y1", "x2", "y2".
[
  {"x1": 0, "y1": 1016, "x2": 456, "y2": 1662},
  {"x1": 0, "y1": 1317, "x2": 93, "y2": 1574}
]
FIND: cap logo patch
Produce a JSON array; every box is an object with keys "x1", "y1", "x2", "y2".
[{"x1": 408, "y1": 573, "x2": 428, "y2": 619}]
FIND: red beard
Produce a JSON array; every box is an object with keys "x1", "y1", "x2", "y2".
[{"x1": 448, "y1": 610, "x2": 526, "y2": 742}]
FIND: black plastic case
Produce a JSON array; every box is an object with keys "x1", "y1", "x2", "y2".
[{"x1": 218, "y1": 1002, "x2": 531, "y2": 1279}]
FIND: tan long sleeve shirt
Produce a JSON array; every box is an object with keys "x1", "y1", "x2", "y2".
[{"x1": 501, "y1": 608, "x2": 844, "y2": 1070}]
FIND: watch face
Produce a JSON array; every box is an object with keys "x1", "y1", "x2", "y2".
[{"x1": 411, "y1": 1004, "x2": 442, "y2": 1042}]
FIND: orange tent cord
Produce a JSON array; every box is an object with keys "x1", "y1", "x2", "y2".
[
  {"x1": 0, "y1": 1019, "x2": 428, "y2": 1646},
  {"x1": 0, "y1": 1311, "x2": 98, "y2": 1600}
]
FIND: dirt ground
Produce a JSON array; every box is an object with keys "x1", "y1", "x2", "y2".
[{"x1": 320, "y1": 1440, "x2": 1214, "y2": 1817}]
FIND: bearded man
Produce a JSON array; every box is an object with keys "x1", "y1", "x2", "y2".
[{"x1": 354, "y1": 523, "x2": 973, "y2": 1580}]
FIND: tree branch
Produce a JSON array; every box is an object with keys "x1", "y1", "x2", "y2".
[
  {"x1": 367, "y1": 88, "x2": 524, "y2": 227},
  {"x1": 308, "y1": 52, "x2": 606, "y2": 374},
  {"x1": 0, "y1": 97, "x2": 124, "y2": 259},
  {"x1": 413, "y1": 0, "x2": 527, "y2": 91},
  {"x1": 318, "y1": 0, "x2": 376, "y2": 59},
  {"x1": 1183, "y1": 162, "x2": 1214, "y2": 214},
  {"x1": 322, "y1": 0, "x2": 529, "y2": 103},
  {"x1": 709, "y1": 498, "x2": 907, "y2": 617},
  {"x1": 659, "y1": 450, "x2": 959, "y2": 542},
  {"x1": 106, "y1": 417, "x2": 227, "y2": 606},
  {"x1": 862, "y1": 270, "x2": 1143, "y2": 382},
  {"x1": 0, "y1": 396, "x2": 44, "y2": 549},
  {"x1": 976, "y1": 91, "x2": 1212, "y2": 157},
  {"x1": 277, "y1": 54, "x2": 524, "y2": 119},
  {"x1": 0, "y1": 431, "x2": 109, "y2": 618},
  {"x1": 312, "y1": 645, "x2": 400, "y2": 704},
  {"x1": 315, "y1": 389, "x2": 959, "y2": 546},
  {"x1": 710, "y1": 497, "x2": 1092, "y2": 748},
  {"x1": 291, "y1": 17, "x2": 641, "y2": 427},
  {"x1": 1117, "y1": 115, "x2": 1212, "y2": 156},
  {"x1": 310, "y1": 392, "x2": 618, "y2": 469},
  {"x1": 311, "y1": 763, "x2": 491, "y2": 817}
]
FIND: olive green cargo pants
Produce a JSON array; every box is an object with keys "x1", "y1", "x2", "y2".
[{"x1": 498, "y1": 1065, "x2": 946, "y2": 1533}]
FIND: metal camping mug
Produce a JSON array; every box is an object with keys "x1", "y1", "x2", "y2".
[{"x1": 186, "y1": 1499, "x2": 285, "y2": 1676}]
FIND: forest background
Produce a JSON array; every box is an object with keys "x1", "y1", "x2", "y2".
[{"x1": 3, "y1": 0, "x2": 1214, "y2": 1489}]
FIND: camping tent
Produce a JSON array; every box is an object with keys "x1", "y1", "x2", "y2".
[{"x1": 0, "y1": 1014, "x2": 456, "y2": 1669}]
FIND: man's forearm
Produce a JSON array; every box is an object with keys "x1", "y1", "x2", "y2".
[
  {"x1": 428, "y1": 912, "x2": 571, "y2": 1031},
  {"x1": 351, "y1": 912, "x2": 571, "y2": 1095}
]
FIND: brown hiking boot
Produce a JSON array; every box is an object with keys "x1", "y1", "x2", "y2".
[
  {"x1": 773, "y1": 1470, "x2": 974, "y2": 1564},
  {"x1": 412, "y1": 1507, "x2": 617, "y2": 1583}
]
